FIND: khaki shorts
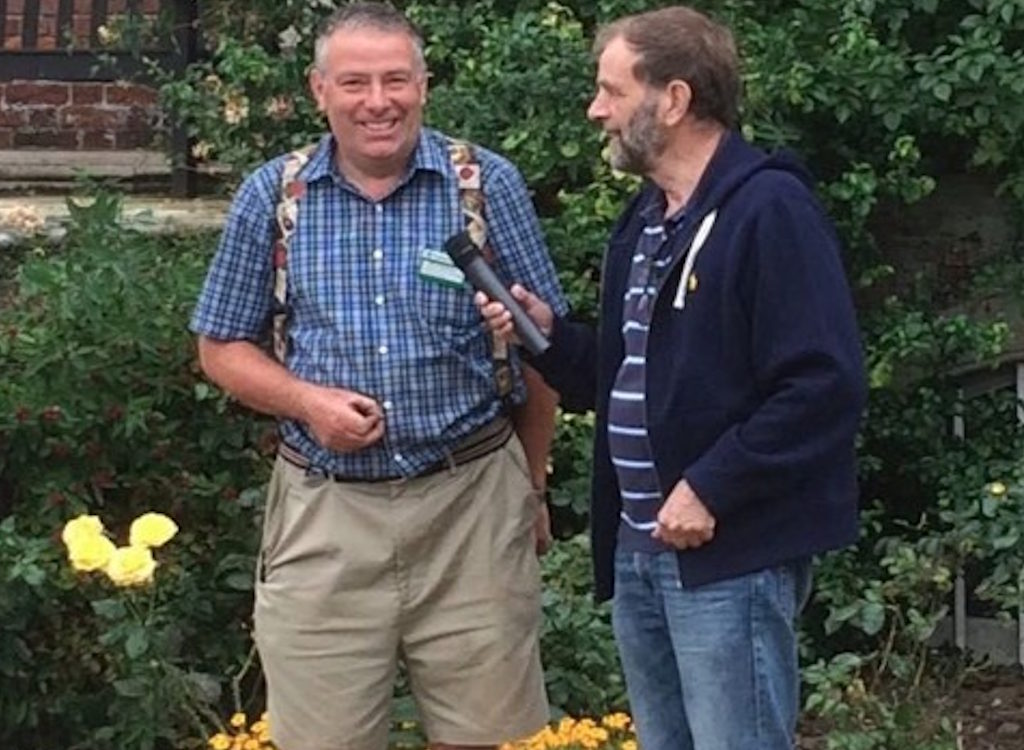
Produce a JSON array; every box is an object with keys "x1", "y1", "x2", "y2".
[{"x1": 253, "y1": 436, "x2": 548, "y2": 750}]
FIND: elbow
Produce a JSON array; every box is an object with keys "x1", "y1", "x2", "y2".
[{"x1": 196, "y1": 336, "x2": 226, "y2": 384}]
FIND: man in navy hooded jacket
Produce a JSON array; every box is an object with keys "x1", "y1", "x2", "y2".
[{"x1": 477, "y1": 6, "x2": 866, "y2": 750}]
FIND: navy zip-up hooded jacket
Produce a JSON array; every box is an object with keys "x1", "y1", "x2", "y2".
[{"x1": 530, "y1": 132, "x2": 867, "y2": 601}]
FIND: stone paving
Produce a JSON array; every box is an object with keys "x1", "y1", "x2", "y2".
[{"x1": 0, "y1": 193, "x2": 230, "y2": 247}]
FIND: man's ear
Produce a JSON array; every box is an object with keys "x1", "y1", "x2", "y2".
[
  {"x1": 308, "y1": 67, "x2": 326, "y2": 112},
  {"x1": 663, "y1": 80, "x2": 693, "y2": 126},
  {"x1": 419, "y1": 70, "x2": 430, "y2": 106}
]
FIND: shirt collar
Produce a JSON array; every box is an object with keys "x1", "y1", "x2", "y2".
[
  {"x1": 638, "y1": 189, "x2": 687, "y2": 229},
  {"x1": 299, "y1": 128, "x2": 451, "y2": 187}
]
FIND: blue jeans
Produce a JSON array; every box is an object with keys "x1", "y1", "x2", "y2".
[{"x1": 612, "y1": 550, "x2": 812, "y2": 750}]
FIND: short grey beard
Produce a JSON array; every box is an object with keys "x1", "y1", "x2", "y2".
[{"x1": 608, "y1": 98, "x2": 666, "y2": 175}]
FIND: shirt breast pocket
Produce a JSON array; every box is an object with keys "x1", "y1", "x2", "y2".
[{"x1": 407, "y1": 278, "x2": 482, "y2": 342}]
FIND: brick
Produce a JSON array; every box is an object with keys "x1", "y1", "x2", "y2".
[
  {"x1": 40, "y1": 0, "x2": 60, "y2": 12},
  {"x1": 14, "y1": 129, "x2": 79, "y2": 148},
  {"x1": 105, "y1": 82, "x2": 158, "y2": 107},
  {"x1": 71, "y1": 83, "x2": 104, "y2": 105},
  {"x1": 142, "y1": 0, "x2": 161, "y2": 13},
  {"x1": 74, "y1": 0, "x2": 92, "y2": 12},
  {"x1": 27, "y1": 108, "x2": 60, "y2": 128},
  {"x1": 8, "y1": 1, "x2": 26, "y2": 14},
  {"x1": 6, "y1": 82, "x2": 70, "y2": 106},
  {"x1": 60, "y1": 105, "x2": 126, "y2": 129},
  {"x1": 81, "y1": 130, "x2": 117, "y2": 149},
  {"x1": 72, "y1": 16, "x2": 92, "y2": 46},
  {"x1": 115, "y1": 129, "x2": 156, "y2": 148},
  {"x1": 4, "y1": 37, "x2": 23, "y2": 52},
  {"x1": 38, "y1": 14, "x2": 57, "y2": 40},
  {"x1": 5, "y1": 18, "x2": 22, "y2": 38},
  {"x1": 0, "y1": 106, "x2": 27, "y2": 127},
  {"x1": 0, "y1": 129, "x2": 13, "y2": 149},
  {"x1": 124, "y1": 105, "x2": 157, "y2": 129}
]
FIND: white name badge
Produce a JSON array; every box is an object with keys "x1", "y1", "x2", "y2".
[{"x1": 418, "y1": 248, "x2": 466, "y2": 288}]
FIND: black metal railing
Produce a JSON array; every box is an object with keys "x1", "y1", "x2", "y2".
[{"x1": 0, "y1": 0, "x2": 201, "y2": 195}]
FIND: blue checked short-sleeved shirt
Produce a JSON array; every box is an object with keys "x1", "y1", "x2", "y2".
[{"x1": 191, "y1": 128, "x2": 567, "y2": 479}]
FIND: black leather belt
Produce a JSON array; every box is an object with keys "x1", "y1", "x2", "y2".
[{"x1": 278, "y1": 416, "x2": 514, "y2": 483}]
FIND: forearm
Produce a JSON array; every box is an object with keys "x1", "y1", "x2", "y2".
[
  {"x1": 510, "y1": 363, "x2": 560, "y2": 490},
  {"x1": 196, "y1": 337, "x2": 312, "y2": 422},
  {"x1": 526, "y1": 316, "x2": 599, "y2": 413}
]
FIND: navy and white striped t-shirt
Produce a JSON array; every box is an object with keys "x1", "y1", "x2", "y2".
[{"x1": 608, "y1": 197, "x2": 687, "y2": 552}]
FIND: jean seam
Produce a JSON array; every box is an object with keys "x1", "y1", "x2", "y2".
[{"x1": 752, "y1": 569, "x2": 769, "y2": 746}]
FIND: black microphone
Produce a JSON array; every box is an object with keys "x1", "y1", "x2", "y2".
[{"x1": 444, "y1": 231, "x2": 551, "y2": 356}]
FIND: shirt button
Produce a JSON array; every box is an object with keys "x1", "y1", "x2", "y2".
[
  {"x1": 393, "y1": 453, "x2": 404, "y2": 462},
  {"x1": 375, "y1": 295, "x2": 385, "y2": 306},
  {"x1": 372, "y1": 249, "x2": 383, "y2": 261},
  {"x1": 378, "y1": 344, "x2": 389, "y2": 355},
  {"x1": 382, "y1": 400, "x2": 393, "y2": 411},
  {"x1": 375, "y1": 204, "x2": 383, "y2": 214}
]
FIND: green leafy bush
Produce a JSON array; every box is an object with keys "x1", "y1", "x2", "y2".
[{"x1": 0, "y1": 193, "x2": 270, "y2": 748}]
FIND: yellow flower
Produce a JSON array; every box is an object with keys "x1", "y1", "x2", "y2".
[
  {"x1": 209, "y1": 734, "x2": 231, "y2": 750},
  {"x1": 622, "y1": 741, "x2": 637, "y2": 750},
  {"x1": 67, "y1": 533, "x2": 116, "y2": 572},
  {"x1": 104, "y1": 545, "x2": 157, "y2": 587},
  {"x1": 229, "y1": 712, "x2": 247, "y2": 728},
  {"x1": 223, "y1": 94, "x2": 250, "y2": 125},
  {"x1": 191, "y1": 141, "x2": 214, "y2": 161},
  {"x1": 129, "y1": 512, "x2": 178, "y2": 548},
  {"x1": 243, "y1": 740, "x2": 260, "y2": 750},
  {"x1": 249, "y1": 720, "x2": 268, "y2": 734},
  {"x1": 989, "y1": 481, "x2": 1008, "y2": 496},
  {"x1": 61, "y1": 514, "x2": 106, "y2": 547},
  {"x1": 601, "y1": 712, "x2": 631, "y2": 730}
]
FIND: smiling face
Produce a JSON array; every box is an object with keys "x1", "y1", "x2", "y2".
[
  {"x1": 309, "y1": 25, "x2": 427, "y2": 181},
  {"x1": 587, "y1": 35, "x2": 668, "y2": 175}
]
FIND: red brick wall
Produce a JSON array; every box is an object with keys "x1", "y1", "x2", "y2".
[
  {"x1": 0, "y1": 80, "x2": 163, "y2": 150},
  {"x1": 2, "y1": 1, "x2": 164, "y2": 149}
]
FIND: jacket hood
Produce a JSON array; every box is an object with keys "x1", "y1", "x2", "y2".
[{"x1": 640, "y1": 130, "x2": 816, "y2": 220}]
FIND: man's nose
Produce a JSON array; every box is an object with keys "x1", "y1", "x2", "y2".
[{"x1": 365, "y1": 80, "x2": 388, "y2": 109}]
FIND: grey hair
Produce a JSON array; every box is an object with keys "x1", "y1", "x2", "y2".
[{"x1": 313, "y1": 2, "x2": 426, "y2": 72}]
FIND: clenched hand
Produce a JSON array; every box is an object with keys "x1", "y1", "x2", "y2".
[
  {"x1": 301, "y1": 385, "x2": 385, "y2": 453},
  {"x1": 652, "y1": 479, "x2": 716, "y2": 550}
]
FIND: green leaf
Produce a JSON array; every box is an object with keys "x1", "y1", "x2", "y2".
[
  {"x1": 125, "y1": 629, "x2": 149, "y2": 659},
  {"x1": 113, "y1": 677, "x2": 148, "y2": 697},
  {"x1": 859, "y1": 602, "x2": 886, "y2": 636},
  {"x1": 991, "y1": 531, "x2": 1020, "y2": 550},
  {"x1": 933, "y1": 82, "x2": 952, "y2": 102},
  {"x1": 92, "y1": 598, "x2": 127, "y2": 621}
]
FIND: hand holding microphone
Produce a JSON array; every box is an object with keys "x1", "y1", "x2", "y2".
[{"x1": 444, "y1": 232, "x2": 552, "y2": 356}]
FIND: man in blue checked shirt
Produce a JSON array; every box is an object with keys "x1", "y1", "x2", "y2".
[{"x1": 189, "y1": 4, "x2": 566, "y2": 750}]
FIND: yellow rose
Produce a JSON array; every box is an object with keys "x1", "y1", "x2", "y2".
[
  {"x1": 129, "y1": 512, "x2": 179, "y2": 548},
  {"x1": 208, "y1": 734, "x2": 231, "y2": 750},
  {"x1": 104, "y1": 546, "x2": 157, "y2": 587},
  {"x1": 67, "y1": 533, "x2": 116, "y2": 572},
  {"x1": 61, "y1": 514, "x2": 106, "y2": 548},
  {"x1": 229, "y1": 712, "x2": 247, "y2": 728}
]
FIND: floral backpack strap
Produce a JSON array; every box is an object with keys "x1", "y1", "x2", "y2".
[
  {"x1": 271, "y1": 144, "x2": 316, "y2": 364},
  {"x1": 448, "y1": 139, "x2": 513, "y2": 403}
]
